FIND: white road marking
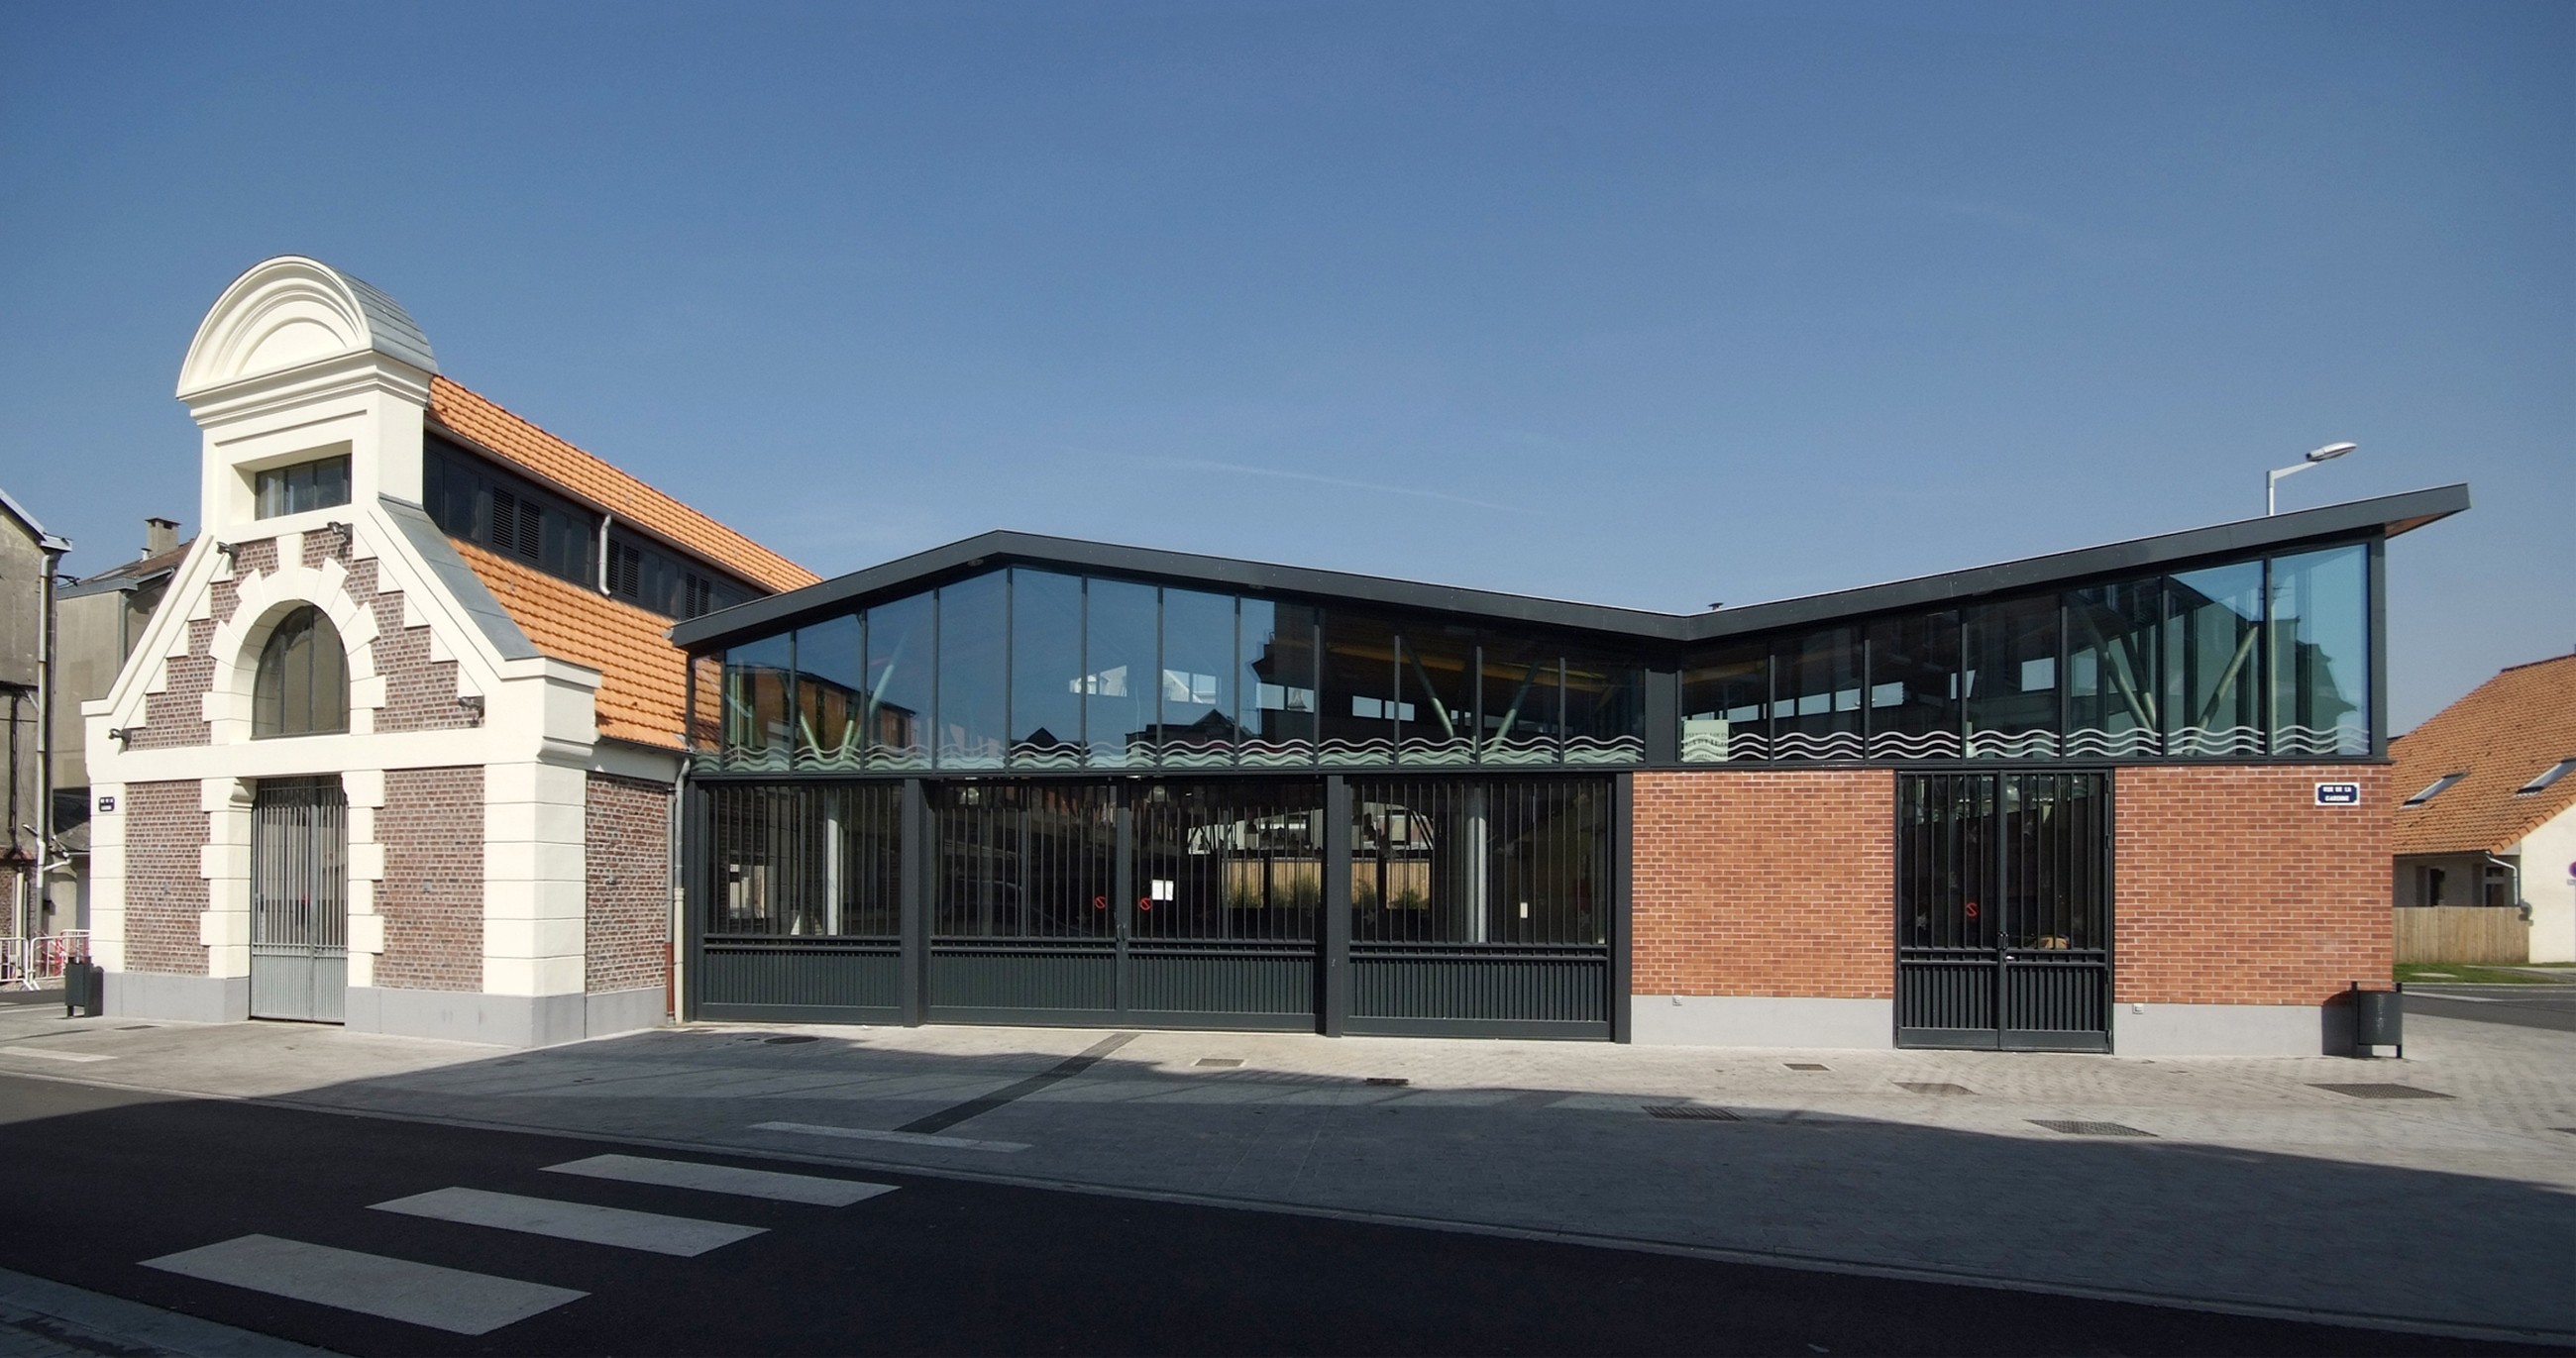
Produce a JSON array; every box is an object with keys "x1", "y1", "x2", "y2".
[
  {"x1": 142, "y1": 1235, "x2": 584, "y2": 1336},
  {"x1": 545, "y1": 1153, "x2": 897, "y2": 1206},
  {"x1": 370, "y1": 1187, "x2": 764, "y2": 1257},
  {"x1": 0, "y1": 1047, "x2": 115, "y2": 1063},
  {"x1": 751, "y1": 1119, "x2": 1029, "y2": 1152}
]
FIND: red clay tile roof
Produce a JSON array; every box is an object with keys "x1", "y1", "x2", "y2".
[
  {"x1": 428, "y1": 375, "x2": 817, "y2": 594},
  {"x1": 2390, "y1": 653, "x2": 2576, "y2": 856},
  {"x1": 454, "y1": 540, "x2": 696, "y2": 749}
]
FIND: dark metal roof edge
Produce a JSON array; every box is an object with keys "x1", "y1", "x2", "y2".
[
  {"x1": 670, "y1": 484, "x2": 2470, "y2": 653},
  {"x1": 671, "y1": 529, "x2": 1682, "y2": 649},
  {"x1": 1682, "y1": 484, "x2": 2470, "y2": 641}
]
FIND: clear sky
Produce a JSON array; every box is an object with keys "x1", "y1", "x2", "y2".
[{"x1": 2, "y1": 0, "x2": 2565, "y2": 730}]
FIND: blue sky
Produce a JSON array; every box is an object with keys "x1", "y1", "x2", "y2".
[{"x1": 2, "y1": 0, "x2": 2566, "y2": 729}]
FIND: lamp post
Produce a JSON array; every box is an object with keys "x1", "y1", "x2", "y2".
[{"x1": 2267, "y1": 442, "x2": 2357, "y2": 515}]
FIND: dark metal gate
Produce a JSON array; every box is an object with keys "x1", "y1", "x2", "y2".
[
  {"x1": 1895, "y1": 771, "x2": 2111, "y2": 1051},
  {"x1": 250, "y1": 777, "x2": 348, "y2": 1023}
]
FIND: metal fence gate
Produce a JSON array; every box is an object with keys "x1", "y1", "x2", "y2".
[
  {"x1": 250, "y1": 777, "x2": 348, "y2": 1023},
  {"x1": 1895, "y1": 771, "x2": 2111, "y2": 1051},
  {"x1": 693, "y1": 774, "x2": 1618, "y2": 1038}
]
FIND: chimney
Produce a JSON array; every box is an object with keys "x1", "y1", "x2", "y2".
[{"x1": 145, "y1": 517, "x2": 180, "y2": 558}]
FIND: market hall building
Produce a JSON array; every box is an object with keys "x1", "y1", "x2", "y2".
[{"x1": 674, "y1": 482, "x2": 2464, "y2": 1056}]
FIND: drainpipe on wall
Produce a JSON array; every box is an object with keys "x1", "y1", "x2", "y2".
[
  {"x1": 667, "y1": 751, "x2": 687, "y2": 1022},
  {"x1": 37, "y1": 536, "x2": 63, "y2": 936},
  {"x1": 2483, "y1": 853, "x2": 2527, "y2": 923}
]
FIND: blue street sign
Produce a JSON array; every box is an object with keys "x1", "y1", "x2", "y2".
[{"x1": 2315, "y1": 782, "x2": 2361, "y2": 806}]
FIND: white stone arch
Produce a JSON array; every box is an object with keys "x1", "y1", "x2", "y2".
[
  {"x1": 205, "y1": 557, "x2": 387, "y2": 741},
  {"x1": 177, "y1": 256, "x2": 437, "y2": 398}
]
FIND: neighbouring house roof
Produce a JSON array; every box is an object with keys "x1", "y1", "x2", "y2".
[
  {"x1": 2392, "y1": 653, "x2": 2576, "y2": 856},
  {"x1": 59, "y1": 540, "x2": 191, "y2": 599},
  {"x1": 422, "y1": 376, "x2": 811, "y2": 751},
  {"x1": 427, "y1": 376, "x2": 817, "y2": 594},
  {"x1": 0, "y1": 486, "x2": 72, "y2": 554}
]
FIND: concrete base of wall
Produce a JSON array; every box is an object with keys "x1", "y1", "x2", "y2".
[
  {"x1": 103, "y1": 972, "x2": 247, "y2": 1024},
  {"x1": 346, "y1": 986, "x2": 665, "y2": 1048},
  {"x1": 2112, "y1": 1002, "x2": 2346, "y2": 1057},
  {"x1": 1630, "y1": 995, "x2": 1893, "y2": 1050}
]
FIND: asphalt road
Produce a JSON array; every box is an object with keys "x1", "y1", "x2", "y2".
[
  {"x1": 0, "y1": 1073, "x2": 2560, "y2": 1356},
  {"x1": 2407, "y1": 985, "x2": 2576, "y2": 1032}
]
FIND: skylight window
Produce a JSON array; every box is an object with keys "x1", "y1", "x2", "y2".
[
  {"x1": 2519, "y1": 759, "x2": 2576, "y2": 795},
  {"x1": 2403, "y1": 774, "x2": 2466, "y2": 808}
]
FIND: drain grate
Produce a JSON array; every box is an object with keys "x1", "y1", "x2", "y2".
[
  {"x1": 2030, "y1": 1119, "x2": 2155, "y2": 1137},
  {"x1": 763, "y1": 1035, "x2": 819, "y2": 1045},
  {"x1": 2311, "y1": 1083, "x2": 2451, "y2": 1100},
  {"x1": 1896, "y1": 1082, "x2": 1976, "y2": 1096},
  {"x1": 1195, "y1": 1057, "x2": 1243, "y2": 1068},
  {"x1": 1645, "y1": 1104, "x2": 1741, "y2": 1121},
  {"x1": 1784, "y1": 1063, "x2": 1830, "y2": 1072},
  {"x1": 1364, "y1": 1077, "x2": 1410, "y2": 1087}
]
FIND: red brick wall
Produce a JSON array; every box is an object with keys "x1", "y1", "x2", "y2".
[
  {"x1": 376, "y1": 767, "x2": 484, "y2": 992},
  {"x1": 120, "y1": 781, "x2": 206, "y2": 974},
  {"x1": 2114, "y1": 764, "x2": 2392, "y2": 1005},
  {"x1": 586, "y1": 774, "x2": 669, "y2": 995},
  {"x1": 1632, "y1": 769, "x2": 1894, "y2": 998}
]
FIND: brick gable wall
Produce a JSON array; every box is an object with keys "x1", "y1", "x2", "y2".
[
  {"x1": 376, "y1": 767, "x2": 485, "y2": 992},
  {"x1": 586, "y1": 773, "x2": 670, "y2": 995},
  {"x1": 2114, "y1": 764, "x2": 2392, "y2": 1005},
  {"x1": 1632, "y1": 769, "x2": 1894, "y2": 999},
  {"x1": 121, "y1": 781, "x2": 207, "y2": 974}
]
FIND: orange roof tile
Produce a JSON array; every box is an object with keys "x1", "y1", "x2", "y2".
[
  {"x1": 455, "y1": 539, "x2": 696, "y2": 750},
  {"x1": 2391, "y1": 653, "x2": 2576, "y2": 856},
  {"x1": 428, "y1": 375, "x2": 817, "y2": 594}
]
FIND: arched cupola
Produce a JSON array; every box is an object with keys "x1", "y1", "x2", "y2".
[{"x1": 176, "y1": 256, "x2": 438, "y2": 398}]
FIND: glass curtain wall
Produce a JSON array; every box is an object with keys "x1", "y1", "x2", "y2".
[{"x1": 1676, "y1": 542, "x2": 2372, "y2": 765}]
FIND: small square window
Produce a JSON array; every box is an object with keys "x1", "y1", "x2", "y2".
[{"x1": 2518, "y1": 759, "x2": 2576, "y2": 795}]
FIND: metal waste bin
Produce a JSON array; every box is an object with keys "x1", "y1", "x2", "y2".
[
  {"x1": 2350, "y1": 982, "x2": 2402, "y2": 1059},
  {"x1": 63, "y1": 960, "x2": 102, "y2": 1018}
]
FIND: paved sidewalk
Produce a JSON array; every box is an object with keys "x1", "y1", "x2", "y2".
[{"x1": 3, "y1": 1003, "x2": 2570, "y2": 1343}]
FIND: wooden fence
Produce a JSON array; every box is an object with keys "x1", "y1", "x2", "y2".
[{"x1": 2394, "y1": 907, "x2": 2528, "y2": 965}]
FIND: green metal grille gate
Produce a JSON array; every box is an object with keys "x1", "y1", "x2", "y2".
[
  {"x1": 693, "y1": 775, "x2": 1619, "y2": 1039},
  {"x1": 249, "y1": 777, "x2": 349, "y2": 1023}
]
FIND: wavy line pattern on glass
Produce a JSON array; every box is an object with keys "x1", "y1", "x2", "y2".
[
  {"x1": 1006, "y1": 744, "x2": 1086, "y2": 770},
  {"x1": 2271, "y1": 723, "x2": 2366, "y2": 757},
  {"x1": 1771, "y1": 732, "x2": 1864, "y2": 762},
  {"x1": 2166, "y1": 726, "x2": 2264, "y2": 758},
  {"x1": 1563, "y1": 736, "x2": 1644, "y2": 765},
  {"x1": 1867, "y1": 731, "x2": 1963, "y2": 760},
  {"x1": 2061, "y1": 728, "x2": 2161, "y2": 758},
  {"x1": 1966, "y1": 730, "x2": 2059, "y2": 759}
]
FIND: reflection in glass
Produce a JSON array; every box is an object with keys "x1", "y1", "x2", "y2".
[
  {"x1": 1964, "y1": 598, "x2": 2060, "y2": 759},
  {"x1": 1865, "y1": 612, "x2": 1959, "y2": 760},
  {"x1": 721, "y1": 634, "x2": 792, "y2": 771},
  {"x1": 933, "y1": 783, "x2": 1116, "y2": 939},
  {"x1": 935, "y1": 574, "x2": 1007, "y2": 769},
  {"x1": 1772, "y1": 628, "x2": 1862, "y2": 760},
  {"x1": 1681, "y1": 643, "x2": 1767, "y2": 763},
  {"x1": 2269, "y1": 546, "x2": 2368, "y2": 756},
  {"x1": 1351, "y1": 780, "x2": 1608, "y2": 945},
  {"x1": 1562, "y1": 647, "x2": 1644, "y2": 764},
  {"x1": 1129, "y1": 780, "x2": 1324, "y2": 942},
  {"x1": 1398, "y1": 629, "x2": 1478, "y2": 766},
  {"x1": 1084, "y1": 579, "x2": 1158, "y2": 768},
  {"x1": 2066, "y1": 582, "x2": 2161, "y2": 758},
  {"x1": 2164, "y1": 562, "x2": 2264, "y2": 756},
  {"x1": 1160, "y1": 588, "x2": 1238, "y2": 768},
  {"x1": 1239, "y1": 600, "x2": 1319, "y2": 767},
  {"x1": 864, "y1": 591, "x2": 933, "y2": 769},
  {"x1": 1009, "y1": 570, "x2": 1085, "y2": 768},
  {"x1": 1481, "y1": 634, "x2": 1562, "y2": 766},
  {"x1": 793, "y1": 614, "x2": 864, "y2": 769},
  {"x1": 1319, "y1": 613, "x2": 1400, "y2": 766}
]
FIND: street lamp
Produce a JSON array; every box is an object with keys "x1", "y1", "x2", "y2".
[{"x1": 2266, "y1": 442, "x2": 2357, "y2": 515}]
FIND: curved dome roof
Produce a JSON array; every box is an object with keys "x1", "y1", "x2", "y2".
[{"x1": 177, "y1": 255, "x2": 438, "y2": 397}]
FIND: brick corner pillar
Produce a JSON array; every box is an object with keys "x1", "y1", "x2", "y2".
[
  {"x1": 2112, "y1": 763, "x2": 2392, "y2": 1057},
  {"x1": 1629, "y1": 767, "x2": 1895, "y2": 1050}
]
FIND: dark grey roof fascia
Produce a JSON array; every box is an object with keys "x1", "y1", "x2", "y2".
[
  {"x1": 671, "y1": 530, "x2": 1682, "y2": 651},
  {"x1": 1684, "y1": 483, "x2": 2470, "y2": 641},
  {"x1": 671, "y1": 484, "x2": 2469, "y2": 654},
  {"x1": 379, "y1": 497, "x2": 538, "y2": 661},
  {"x1": 59, "y1": 568, "x2": 175, "y2": 600}
]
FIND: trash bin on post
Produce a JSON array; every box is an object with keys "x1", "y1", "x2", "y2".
[{"x1": 2349, "y1": 981, "x2": 2402, "y2": 1059}]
